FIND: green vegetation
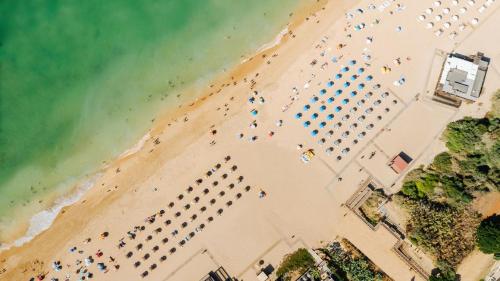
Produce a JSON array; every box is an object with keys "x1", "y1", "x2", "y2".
[
  {"x1": 476, "y1": 214, "x2": 500, "y2": 255},
  {"x1": 321, "y1": 240, "x2": 391, "y2": 281},
  {"x1": 397, "y1": 91, "x2": 500, "y2": 275},
  {"x1": 401, "y1": 198, "x2": 480, "y2": 268},
  {"x1": 359, "y1": 190, "x2": 387, "y2": 226},
  {"x1": 401, "y1": 92, "x2": 500, "y2": 204},
  {"x1": 276, "y1": 248, "x2": 315, "y2": 281}
]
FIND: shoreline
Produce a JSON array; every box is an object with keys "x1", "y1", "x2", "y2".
[{"x1": 0, "y1": 0, "x2": 328, "y2": 254}]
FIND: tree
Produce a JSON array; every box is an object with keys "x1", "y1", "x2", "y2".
[
  {"x1": 477, "y1": 214, "x2": 500, "y2": 255},
  {"x1": 444, "y1": 117, "x2": 489, "y2": 154}
]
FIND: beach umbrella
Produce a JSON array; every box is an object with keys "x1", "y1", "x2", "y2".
[
  {"x1": 470, "y1": 18, "x2": 479, "y2": 25},
  {"x1": 358, "y1": 83, "x2": 365, "y2": 90},
  {"x1": 357, "y1": 68, "x2": 365, "y2": 74},
  {"x1": 341, "y1": 66, "x2": 349, "y2": 73},
  {"x1": 354, "y1": 25, "x2": 361, "y2": 31},
  {"x1": 320, "y1": 88, "x2": 327, "y2": 95},
  {"x1": 366, "y1": 75, "x2": 373, "y2": 81},
  {"x1": 343, "y1": 81, "x2": 350, "y2": 88},
  {"x1": 417, "y1": 14, "x2": 426, "y2": 21},
  {"x1": 350, "y1": 91, "x2": 357, "y2": 97},
  {"x1": 319, "y1": 122, "x2": 326, "y2": 128},
  {"x1": 295, "y1": 112, "x2": 302, "y2": 119},
  {"x1": 342, "y1": 99, "x2": 349, "y2": 105},
  {"x1": 335, "y1": 106, "x2": 342, "y2": 112},
  {"x1": 335, "y1": 73, "x2": 342, "y2": 79},
  {"x1": 250, "y1": 109, "x2": 258, "y2": 116},
  {"x1": 319, "y1": 105, "x2": 327, "y2": 112},
  {"x1": 331, "y1": 56, "x2": 338, "y2": 63},
  {"x1": 303, "y1": 121, "x2": 311, "y2": 127},
  {"x1": 335, "y1": 89, "x2": 343, "y2": 96},
  {"x1": 327, "y1": 97, "x2": 335, "y2": 103},
  {"x1": 327, "y1": 114, "x2": 334, "y2": 120},
  {"x1": 311, "y1": 113, "x2": 319, "y2": 119},
  {"x1": 303, "y1": 104, "x2": 311, "y2": 111},
  {"x1": 248, "y1": 97, "x2": 255, "y2": 103},
  {"x1": 311, "y1": 129, "x2": 319, "y2": 136},
  {"x1": 310, "y1": 96, "x2": 319, "y2": 103},
  {"x1": 350, "y1": 75, "x2": 357, "y2": 81},
  {"x1": 349, "y1": 60, "x2": 357, "y2": 66},
  {"x1": 327, "y1": 81, "x2": 334, "y2": 87}
]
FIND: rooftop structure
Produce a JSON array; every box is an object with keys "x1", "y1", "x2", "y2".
[
  {"x1": 200, "y1": 267, "x2": 234, "y2": 281},
  {"x1": 389, "y1": 152, "x2": 413, "y2": 174},
  {"x1": 435, "y1": 52, "x2": 489, "y2": 104}
]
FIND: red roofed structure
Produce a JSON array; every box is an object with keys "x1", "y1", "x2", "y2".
[{"x1": 390, "y1": 152, "x2": 413, "y2": 174}]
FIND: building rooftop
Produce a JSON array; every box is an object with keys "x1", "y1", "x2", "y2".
[
  {"x1": 437, "y1": 52, "x2": 489, "y2": 101},
  {"x1": 390, "y1": 152, "x2": 413, "y2": 174}
]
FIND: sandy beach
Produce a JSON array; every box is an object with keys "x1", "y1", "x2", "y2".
[{"x1": 1, "y1": 0, "x2": 499, "y2": 280}]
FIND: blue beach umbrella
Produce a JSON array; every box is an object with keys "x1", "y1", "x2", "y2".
[
  {"x1": 358, "y1": 83, "x2": 365, "y2": 90},
  {"x1": 335, "y1": 73, "x2": 342, "y2": 80},
  {"x1": 295, "y1": 112, "x2": 302, "y2": 119},
  {"x1": 335, "y1": 106, "x2": 342, "y2": 112},
  {"x1": 303, "y1": 120, "x2": 311, "y2": 127},
  {"x1": 332, "y1": 56, "x2": 338, "y2": 63},
  {"x1": 343, "y1": 81, "x2": 350, "y2": 88},
  {"x1": 327, "y1": 114, "x2": 334, "y2": 120},
  {"x1": 366, "y1": 75, "x2": 373, "y2": 81},
  {"x1": 319, "y1": 122, "x2": 327, "y2": 128},
  {"x1": 358, "y1": 68, "x2": 365, "y2": 74},
  {"x1": 303, "y1": 104, "x2": 311, "y2": 111},
  {"x1": 342, "y1": 99, "x2": 349, "y2": 105},
  {"x1": 327, "y1": 97, "x2": 335, "y2": 103},
  {"x1": 251, "y1": 109, "x2": 258, "y2": 116},
  {"x1": 335, "y1": 89, "x2": 343, "y2": 96},
  {"x1": 349, "y1": 60, "x2": 357, "y2": 66},
  {"x1": 350, "y1": 91, "x2": 357, "y2": 97},
  {"x1": 341, "y1": 66, "x2": 349, "y2": 73},
  {"x1": 350, "y1": 75, "x2": 357, "y2": 81},
  {"x1": 320, "y1": 89, "x2": 327, "y2": 95},
  {"x1": 327, "y1": 81, "x2": 334, "y2": 87},
  {"x1": 311, "y1": 113, "x2": 319, "y2": 119},
  {"x1": 310, "y1": 96, "x2": 319, "y2": 103},
  {"x1": 311, "y1": 129, "x2": 319, "y2": 136},
  {"x1": 319, "y1": 105, "x2": 327, "y2": 112},
  {"x1": 248, "y1": 97, "x2": 255, "y2": 103}
]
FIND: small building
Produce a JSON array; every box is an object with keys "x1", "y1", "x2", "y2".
[
  {"x1": 434, "y1": 52, "x2": 490, "y2": 106},
  {"x1": 389, "y1": 152, "x2": 413, "y2": 174}
]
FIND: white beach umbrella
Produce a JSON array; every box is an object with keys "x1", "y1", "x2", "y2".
[
  {"x1": 459, "y1": 7, "x2": 467, "y2": 13},
  {"x1": 434, "y1": 1, "x2": 442, "y2": 7},
  {"x1": 435, "y1": 14, "x2": 443, "y2": 21},
  {"x1": 467, "y1": 0, "x2": 475, "y2": 6},
  {"x1": 425, "y1": 8, "x2": 434, "y2": 14},
  {"x1": 426, "y1": 22, "x2": 435, "y2": 29},
  {"x1": 451, "y1": 15, "x2": 459, "y2": 21},
  {"x1": 459, "y1": 24, "x2": 466, "y2": 31},
  {"x1": 443, "y1": 8, "x2": 450, "y2": 14},
  {"x1": 417, "y1": 14, "x2": 426, "y2": 21},
  {"x1": 443, "y1": 22, "x2": 451, "y2": 28},
  {"x1": 434, "y1": 29, "x2": 443, "y2": 36},
  {"x1": 470, "y1": 18, "x2": 479, "y2": 25},
  {"x1": 478, "y1": 5, "x2": 486, "y2": 13},
  {"x1": 452, "y1": 0, "x2": 459, "y2": 6}
]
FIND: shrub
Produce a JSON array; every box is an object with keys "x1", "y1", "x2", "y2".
[
  {"x1": 276, "y1": 248, "x2": 315, "y2": 280},
  {"x1": 476, "y1": 214, "x2": 500, "y2": 255}
]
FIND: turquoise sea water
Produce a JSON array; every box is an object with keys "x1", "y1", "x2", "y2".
[{"x1": 0, "y1": 0, "x2": 303, "y2": 242}]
